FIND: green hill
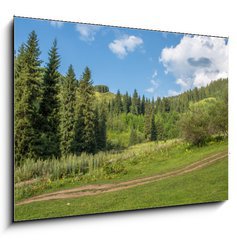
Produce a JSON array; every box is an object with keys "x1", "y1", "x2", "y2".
[{"x1": 95, "y1": 91, "x2": 115, "y2": 103}]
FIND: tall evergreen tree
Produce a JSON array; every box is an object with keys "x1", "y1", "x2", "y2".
[
  {"x1": 74, "y1": 67, "x2": 96, "y2": 154},
  {"x1": 59, "y1": 65, "x2": 77, "y2": 155},
  {"x1": 123, "y1": 91, "x2": 130, "y2": 114},
  {"x1": 14, "y1": 45, "x2": 30, "y2": 163},
  {"x1": 150, "y1": 112, "x2": 157, "y2": 141},
  {"x1": 130, "y1": 89, "x2": 139, "y2": 115},
  {"x1": 138, "y1": 96, "x2": 141, "y2": 114},
  {"x1": 144, "y1": 102, "x2": 157, "y2": 141},
  {"x1": 144, "y1": 103, "x2": 152, "y2": 140},
  {"x1": 39, "y1": 39, "x2": 61, "y2": 157},
  {"x1": 140, "y1": 95, "x2": 145, "y2": 115},
  {"x1": 114, "y1": 90, "x2": 123, "y2": 114},
  {"x1": 95, "y1": 103, "x2": 107, "y2": 150},
  {"x1": 14, "y1": 31, "x2": 43, "y2": 162}
]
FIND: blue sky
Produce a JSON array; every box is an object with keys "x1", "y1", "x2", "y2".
[{"x1": 14, "y1": 17, "x2": 228, "y2": 98}]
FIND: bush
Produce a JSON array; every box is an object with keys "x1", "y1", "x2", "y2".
[
  {"x1": 103, "y1": 160, "x2": 127, "y2": 175},
  {"x1": 179, "y1": 98, "x2": 227, "y2": 146}
]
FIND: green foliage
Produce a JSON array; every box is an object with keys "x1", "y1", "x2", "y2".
[
  {"x1": 150, "y1": 113, "x2": 157, "y2": 141},
  {"x1": 130, "y1": 89, "x2": 140, "y2": 114},
  {"x1": 59, "y1": 65, "x2": 77, "y2": 155},
  {"x1": 74, "y1": 67, "x2": 97, "y2": 154},
  {"x1": 94, "y1": 85, "x2": 109, "y2": 93},
  {"x1": 179, "y1": 97, "x2": 227, "y2": 146},
  {"x1": 103, "y1": 160, "x2": 127, "y2": 176},
  {"x1": 156, "y1": 79, "x2": 228, "y2": 113},
  {"x1": 15, "y1": 140, "x2": 227, "y2": 221},
  {"x1": 15, "y1": 153, "x2": 103, "y2": 182},
  {"x1": 144, "y1": 104, "x2": 157, "y2": 141},
  {"x1": 38, "y1": 39, "x2": 61, "y2": 158},
  {"x1": 95, "y1": 104, "x2": 107, "y2": 150},
  {"x1": 140, "y1": 95, "x2": 145, "y2": 115},
  {"x1": 14, "y1": 30, "x2": 228, "y2": 167},
  {"x1": 114, "y1": 90, "x2": 123, "y2": 115},
  {"x1": 123, "y1": 91, "x2": 131, "y2": 114},
  {"x1": 129, "y1": 127, "x2": 138, "y2": 146},
  {"x1": 14, "y1": 31, "x2": 43, "y2": 163}
]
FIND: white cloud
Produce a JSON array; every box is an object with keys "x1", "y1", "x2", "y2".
[
  {"x1": 75, "y1": 24, "x2": 101, "y2": 42},
  {"x1": 152, "y1": 70, "x2": 158, "y2": 78},
  {"x1": 108, "y1": 35, "x2": 143, "y2": 58},
  {"x1": 146, "y1": 70, "x2": 159, "y2": 94},
  {"x1": 160, "y1": 35, "x2": 228, "y2": 90},
  {"x1": 168, "y1": 90, "x2": 180, "y2": 96},
  {"x1": 50, "y1": 21, "x2": 64, "y2": 28},
  {"x1": 146, "y1": 87, "x2": 155, "y2": 93},
  {"x1": 176, "y1": 78, "x2": 188, "y2": 88}
]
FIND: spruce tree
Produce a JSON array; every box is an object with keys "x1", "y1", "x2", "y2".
[
  {"x1": 150, "y1": 113, "x2": 157, "y2": 141},
  {"x1": 74, "y1": 67, "x2": 96, "y2": 154},
  {"x1": 123, "y1": 91, "x2": 130, "y2": 114},
  {"x1": 14, "y1": 45, "x2": 30, "y2": 163},
  {"x1": 14, "y1": 31, "x2": 43, "y2": 162},
  {"x1": 39, "y1": 39, "x2": 61, "y2": 157},
  {"x1": 59, "y1": 65, "x2": 77, "y2": 155},
  {"x1": 141, "y1": 95, "x2": 145, "y2": 115},
  {"x1": 131, "y1": 89, "x2": 139, "y2": 115},
  {"x1": 144, "y1": 102, "x2": 157, "y2": 141},
  {"x1": 114, "y1": 90, "x2": 123, "y2": 114},
  {"x1": 144, "y1": 103, "x2": 152, "y2": 140},
  {"x1": 95, "y1": 103, "x2": 107, "y2": 150}
]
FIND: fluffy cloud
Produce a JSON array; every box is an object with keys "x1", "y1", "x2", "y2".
[
  {"x1": 109, "y1": 35, "x2": 143, "y2": 58},
  {"x1": 168, "y1": 89, "x2": 180, "y2": 96},
  {"x1": 75, "y1": 24, "x2": 101, "y2": 42},
  {"x1": 146, "y1": 70, "x2": 159, "y2": 94},
  {"x1": 50, "y1": 21, "x2": 64, "y2": 28},
  {"x1": 152, "y1": 70, "x2": 158, "y2": 78},
  {"x1": 160, "y1": 35, "x2": 228, "y2": 90}
]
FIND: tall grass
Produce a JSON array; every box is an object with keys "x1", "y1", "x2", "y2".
[{"x1": 15, "y1": 139, "x2": 180, "y2": 183}]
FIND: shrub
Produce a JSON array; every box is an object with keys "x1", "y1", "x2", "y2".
[{"x1": 179, "y1": 98, "x2": 227, "y2": 146}]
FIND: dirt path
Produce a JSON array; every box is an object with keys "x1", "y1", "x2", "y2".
[{"x1": 16, "y1": 151, "x2": 228, "y2": 206}]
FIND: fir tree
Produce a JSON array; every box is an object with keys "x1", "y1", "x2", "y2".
[
  {"x1": 14, "y1": 31, "x2": 43, "y2": 162},
  {"x1": 114, "y1": 90, "x2": 123, "y2": 114},
  {"x1": 150, "y1": 113, "x2": 157, "y2": 141},
  {"x1": 59, "y1": 65, "x2": 77, "y2": 155},
  {"x1": 130, "y1": 89, "x2": 139, "y2": 114},
  {"x1": 123, "y1": 91, "x2": 130, "y2": 114},
  {"x1": 144, "y1": 103, "x2": 152, "y2": 140},
  {"x1": 141, "y1": 95, "x2": 145, "y2": 115},
  {"x1": 14, "y1": 45, "x2": 30, "y2": 163},
  {"x1": 144, "y1": 103, "x2": 157, "y2": 141},
  {"x1": 95, "y1": 103, "x2": 107, "y2": 150},
  {"x1": 39, "y1": 39, "x2": 61, "y2": 157},
  {"x1": 74, "y1": 67, "x2": 96, "y2": 154}
]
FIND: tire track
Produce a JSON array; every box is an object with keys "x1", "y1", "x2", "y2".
[{"x1": 16, "y1": 151, "x2": 228, "y2": 206}]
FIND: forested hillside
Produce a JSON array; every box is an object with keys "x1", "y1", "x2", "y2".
[{"x1": 14, "y1": 31, "x2": 228, "y2": 164}]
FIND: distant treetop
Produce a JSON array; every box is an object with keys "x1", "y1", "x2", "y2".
[{"x1": 94, "y1": 85, "x2": 109, "y2": 93}]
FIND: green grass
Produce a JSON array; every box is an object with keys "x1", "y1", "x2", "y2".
[
  {"x1": 14, "y1": 157, "x2": 228, "y2": 221},
  {"x1": 14, "y1": 140, "x2": 228, "y2": 203}
]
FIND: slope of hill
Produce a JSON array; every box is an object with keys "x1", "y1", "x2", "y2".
[{"x1": 95, "y1": 91, "x2": 115, "y2": 103}]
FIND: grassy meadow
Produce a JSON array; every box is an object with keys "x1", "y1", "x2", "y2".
[
  {"x1": 14, "y1": 139, "x2": 228, "y2": 221},
  {"x1": 14, "y1": 23, "x2": 228, "y2": 221}
]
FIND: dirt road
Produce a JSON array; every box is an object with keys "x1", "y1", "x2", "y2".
[{"x1": 16, "y1": 151, "x2": 227, "y2": 206}]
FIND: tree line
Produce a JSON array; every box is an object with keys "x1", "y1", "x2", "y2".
[
  {"x1": 14, "y1": 30, "x2": 228, "y2": 163},
  {"x1": 14, "y1": 31, "x2": 106, "y2": 163}
]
